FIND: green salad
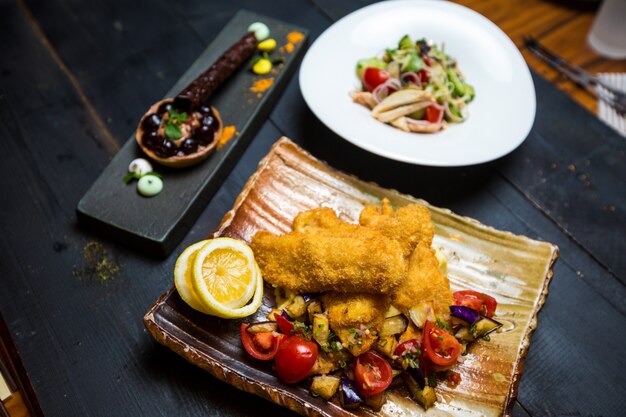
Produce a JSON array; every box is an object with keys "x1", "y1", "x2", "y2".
[{"x1": 352, "y1": 35, "x2": 475, "y2": 133}]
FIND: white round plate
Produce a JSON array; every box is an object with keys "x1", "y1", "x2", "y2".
[{"x1": 299, "y1": 0, "x2": 536, "y2": 166}]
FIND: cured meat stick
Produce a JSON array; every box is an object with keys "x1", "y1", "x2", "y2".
[{"x1": 173, "y1": 32, "x2": 258, "y2": 111}]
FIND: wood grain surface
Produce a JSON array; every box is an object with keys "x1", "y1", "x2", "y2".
[{"x1": 0, "y1": 1, "x2": 624, "y2": 417}]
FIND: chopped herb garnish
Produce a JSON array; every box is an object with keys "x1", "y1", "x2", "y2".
[
  {"x1": 469, "y1": 324, "x2": 477, "y2": 336},
  {"x1": 164, "y1": 123, "x2": 183, "y2": 140},
  {"x1": 123, "y1": 172, "x2": 139, "y2": 184},
  {"x1": 339, "y1": 360, "x2": 346, "y2": 369},
  {"x1": 379, "y1": 339, "x2": 388, "y2": 347},
  {"x1": 163, "y1": 109, "x2": 188, "y2": 141},
  {"x1": 436, "y1": 318, "x2": 451, "y2": 331},
  {"x1": 482, "y1": 334, "x2": 491, "y2": 341}
]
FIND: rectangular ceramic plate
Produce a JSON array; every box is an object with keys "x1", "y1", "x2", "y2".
[
  {"x1": 144, "y1": 138, "x2": 558, "y2": 417},
  {"x1": 77, "y1": 11, "x2": 307, "y2": 257}
]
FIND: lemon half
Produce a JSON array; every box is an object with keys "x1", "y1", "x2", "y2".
[
  {"x1": 175, "y1": 237, "x2": 263, "y2": 319},
  {"x1": 174, "y1": 240, "x2": 212, "y2": 314}
]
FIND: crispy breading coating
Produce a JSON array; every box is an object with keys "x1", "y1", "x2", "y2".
[
  {"x1": 359, "y1": 198, "x2": 435, "y2": 259},
  {"x1": 392, "y1": 241, "x2": 453, "y2": 315},
  {"x1": 321, "y1": 292, "x2": 389, "y2": 356},
  {"x1": 251, "y1": 209, "x2": 406, "y2": 294}
]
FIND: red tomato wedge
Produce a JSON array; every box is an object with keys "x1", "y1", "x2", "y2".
[
  {"x1": 274, "y1": 336, "x2": 318, "y2": 384},
  {"x1": 240, "y1": 324, "x2": 283, "y2": 361},
  {"x1": 275, "y1": 313, "x2": 294, "y2": 335},
  {"x1": 417, "y1": 69, "x2": 429, "y2": 83},
  {"x1": 422, "y1": 320, "x2": 462, "y2": 367},
  {"x1": 453, "y1": 290, "x2": 497, "y2": 318},
  {"x1": 425, "y1": 105, "x2": 444, "y2": 124},
  {"x1": 354, "y1": 351, "x2": 393, "y2": 397},
  {"x1": 363, "y1": 67, "x2": 390, "y2": 92}
]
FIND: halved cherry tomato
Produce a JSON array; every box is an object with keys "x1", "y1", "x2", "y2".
[
  {"x1": 240, "y1": 324, "x2": 284, "y2": 360},
  {"x1": 394, "y1": 338, "x2": 422, "y2": 358},
  {"x1": 417, "y1": 69, "x2": 429, "y2": 83},
  {"x1": 453, "y1": 290, "x2": 497, "y2": 318},
  {"x1": 422, "y1": 320, "x2": 461, "y2": 367},
  {"x1": 354, "y1": 350, "x2": 393, "y2": 397},
  {"x1": 425, "y1": 105, "x2": 444, "y2": 124},
  {"x1": 363, "y1": 67, "x2": 390, "y2": 92},
  {"x1": 274, "y1": 336, "x2": 318, "y2": 383},
  {"x1": 275, "y1": 313, "x2": 294, "y2": 335}
]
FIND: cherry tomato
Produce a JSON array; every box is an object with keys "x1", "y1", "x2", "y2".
[
  {"x1": 422, "y1": 320, "x2": 462, "y2": 367},
  {"x1": 275, "y1": 313, "x2": 294, "y2": 335},
  {"x1": 453, "y1": 290, "x2": 497, "y2": 318},
  {"x1": 354, "y1": 351, "x2": 393, "y2": 397},
  {"x1": 394, "y1": 338, "x2": 422, "y2": 358},
  {"x1": 363, "y1": 67, "x2": 390, "y2": 92},
  {"x1": 240, "y1": 324, "x2": 284, "y2": 361},
  {"x1": 274, "y1": 336, "x2": 318, "y2": 383},
  {"x1": 417, "y1": 69, "x2": 429, "y2": 83},
  {"x1": 425, "y1": 105, "x2": 444, "y2": 124}
]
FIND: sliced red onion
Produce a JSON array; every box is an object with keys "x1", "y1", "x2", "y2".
[
  {"x1": 301, "y1": 293, "x2": 315, "y2": 304},
  {"x1": 450, "y1": 305, "x2": 480, "y2": 324},
  {"x1": 401, "y1": 72, "x2": 421, "y2": 86},
  {"x1": 280, "y1": 310, "x2": 293, "y2": 321},
  {"x1": 445, "y1": 102, "x2": 465, "y2": 123},
  {"x1": 372, "y1": 78, "x2": 402, "y2": 102}
]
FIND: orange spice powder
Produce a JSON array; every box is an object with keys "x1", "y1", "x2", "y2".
[
  {"x1": 287, "y1": 31, "x2": 304, "y2": 44},
  {"x1": 217, "y1": 125, "x2": 236, "y2": 149},
  {"x1": 283, "y1": 31, "x2": 304, "y2": 54},
  {"x1": 250, "y1": 77, "x2": 274, "y2": 93}
]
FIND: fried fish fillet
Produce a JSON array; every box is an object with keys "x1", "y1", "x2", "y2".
[
  {"x1": 251, "y1": 208, "x2": 406, "y2": 294},
  {"x1": 392, "y1": 241, "x2": 453, "y2": 315},
  {"x1": 321, "y1": 292, "x2": 389, "y2": 356},
  {"x1": 359, "y1": 198, "x2": 435, "y2": 259}
]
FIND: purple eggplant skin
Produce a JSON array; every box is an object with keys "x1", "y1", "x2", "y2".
[
  {"x1": 407, "y1": 366, "x2": 426, "y2": 390},
  {"x1": 280, "y1": 310, "x2": 294, "y2": 321},
  {"x1": 301, "y1": 293, "x2": 316, "y2": 304},
  {"x1": 450, "y1": 305, "x2": 480, "y2": 324},
  {"x1": 339, "y1": 378, "x2": 363, "y2": 410},
  {"x1": 245, "y1": 321, "x2": 278, "y2": 334}
]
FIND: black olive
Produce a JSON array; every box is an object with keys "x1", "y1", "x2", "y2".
[
  {"x1": 180, "y1": 137, "x2": 199, "y2": 154},
  {"x1": 155, "y1": 139, "x2": 177, "y2": 158},
  {"x1": 142, "y1": 113, "x2": 161, "y2": 130},
  {"x1": 195, "y1": 125, "x2": 215, "y2": 145},
  {"x1": 142, "y1": 130, "x2": 159, "y2": 149},
  {"x1": 202, "y1": 114, "x2": 216, "y2": 127},
  {"x1": 198, "y1": 105, "x2": 212, "y2": 115}
]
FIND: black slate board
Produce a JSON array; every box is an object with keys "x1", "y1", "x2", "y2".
[{"x1": 77, "y1": 10, "x2": 307, "y2": 257}]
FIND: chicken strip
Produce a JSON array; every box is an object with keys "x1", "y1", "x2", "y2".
[
  {"x1": 392, "y1": 241, "x2": 453, "y2": 315},
  {"x1": 360, "y1": 198, "x2": 435, "y2": 260},
  {"x1": 321, "y1": 292, "x2": 389, "y2": 356},
  {"x1": 251, "y1": 209, "x2": 406, "y2": 294}
]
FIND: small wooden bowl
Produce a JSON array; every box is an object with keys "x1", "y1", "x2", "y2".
[{"x1": 135, "y1": 98, "x2": 223, "y2": 168}]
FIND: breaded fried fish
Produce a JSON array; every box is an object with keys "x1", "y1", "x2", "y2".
[
  {"x1": 321, "y1": 292, "x2": 390, "y2": 356},
  {"x1": 360, "y1": 198, "x2": 435, "y2": 259},
  {"x1": 392, "y1": 241, "x2": 453, "y2": 315},
  {"x1": 251, "y1": 208, "x2": 406, "y2": 294}
]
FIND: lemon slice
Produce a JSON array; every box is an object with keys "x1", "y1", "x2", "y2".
[
  {"x1": 191, "y1": 237, "x2": 263, "y2": 319},
  {"x1": 174, "y1": 240, "x2": 213, "y2": 314}
]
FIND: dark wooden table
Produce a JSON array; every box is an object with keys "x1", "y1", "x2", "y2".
[{"x1": 1, "y1": 1, "x2": 625, "y2": 417}]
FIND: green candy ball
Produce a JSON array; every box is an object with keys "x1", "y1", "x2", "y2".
[
  {"x1": 248, "y1": 22, "x2": 270, "y2": 41},
  {"x1": 137, "y1": 175, "x2": 163, "y2": 197}
]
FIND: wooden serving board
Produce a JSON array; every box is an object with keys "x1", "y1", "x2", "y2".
[
  {"x1": 76, "y1": 10, "x2": 307, "y2": 257},
  {"x1": 144, "y1": 138, "x2": 558, "y2": 417}
]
